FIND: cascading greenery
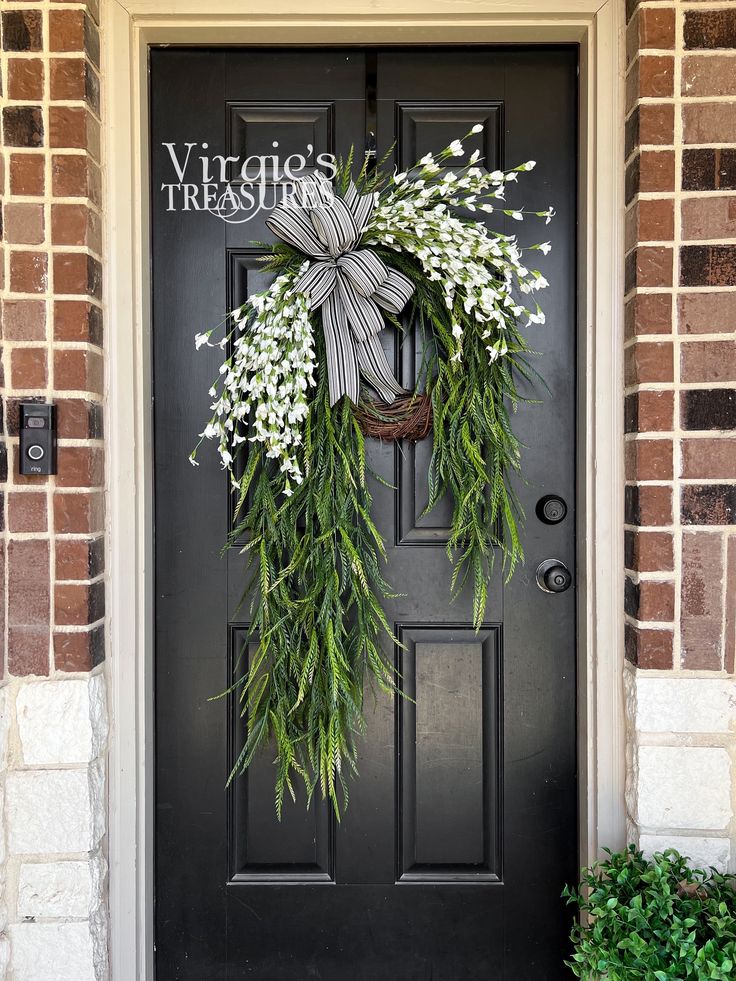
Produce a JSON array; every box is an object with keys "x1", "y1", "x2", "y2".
[
  {"x1": 226, "y1": 334, "x2": 397, "y2": 817},
  {"x1": 193, "y1": 131, "x2": 553, "y2": 814}
]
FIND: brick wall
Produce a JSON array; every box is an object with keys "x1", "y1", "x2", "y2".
[
  {"x1": 625, "y1": 0, "x2": 736, "y2": 870},
  {"x1": 1, "y1": 1, "x2": 108, "y2": 979}
]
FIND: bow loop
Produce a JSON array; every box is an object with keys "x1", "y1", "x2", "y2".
[
  {"x1": 336, "y1": 250, "x2": 388, "y2": 298},
  {"x1": 267, "y1": 174, "x2": 415, "y2": 406},
  {"x1": 310, "y1": 197, "x2": 360, "y2": 257}
]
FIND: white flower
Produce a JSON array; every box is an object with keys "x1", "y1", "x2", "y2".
[
  {"x1": 538, "y1": 241, "x2": 552, "y2": 255},
  {"x1": 449, "y1": 140, "x2": 464, "y2": 156},
  {"x1": 195, "y1": 332, "x2": 212, "y2": 349},
  {"x1": 471, "y1": 123, "x2": 483, "y2": 134}
]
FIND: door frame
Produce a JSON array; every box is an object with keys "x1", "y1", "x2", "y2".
[{"x1": 103, "y1": 2, "x2": 625, "y2": 978}]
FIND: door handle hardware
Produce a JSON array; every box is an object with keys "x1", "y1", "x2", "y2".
[
  {"x1": 536, "y1": 558, "x2": 572, "y2": 594},
  {"x1": 536, "y1": 494, "x2": 567, "y2": 524},
  {"x1": 364, "y1": 130, "x2": 377, "y2": 168}
]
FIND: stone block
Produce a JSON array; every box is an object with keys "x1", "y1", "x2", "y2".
[
  {"x1": 6, "y1": 763, "x2": 104, "y2": 854},
  {"x1": 18, "y1": 854, "x2": 105, "y2": 918},
  {"x1": 10, "y1": 921, "x2": 104, "y2": 981},
  {"x1": 16, "y1": 674, "x2": 107, "y2": 765},
  {"x1": 0, "y1": 688, "x2": 10, "y2": 773},
  {"x1": 636, "y1": 746, "x2": 731, "y2": 830},
  {"x1": 639, "y1": 833, "x2": 731, "y2": 873},
  {"x1": 629, "y1": 674, "x2": 736, "y2": 733}
]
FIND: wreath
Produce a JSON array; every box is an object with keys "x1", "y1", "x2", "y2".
[{"x1": 192, "y1": 128, "x2": 554, "y2": 815}]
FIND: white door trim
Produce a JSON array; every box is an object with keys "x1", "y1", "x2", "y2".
[{"x1": 103, "y1": 2, "x2": 625, "y2": 977}]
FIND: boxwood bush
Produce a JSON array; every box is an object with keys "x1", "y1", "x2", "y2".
[{"x1": 563, "y1": 846, "x2": 736, "y2": 980}]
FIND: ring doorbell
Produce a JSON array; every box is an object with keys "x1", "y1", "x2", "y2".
[{"x1": 19, "y1": 403, "x2": 57, "y2": 476}]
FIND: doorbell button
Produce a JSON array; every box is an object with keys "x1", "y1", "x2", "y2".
[
  {"x1": 27, "y1": 444, "x2": 45, "y2": 461},
  {"x1": 536, "y1": 494, "x2": 567, "y2": 525}
]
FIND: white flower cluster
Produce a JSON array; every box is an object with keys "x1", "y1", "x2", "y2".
[
  {"x1": 365, "y1": 125, "x2": 553, "y2": 364},
  {"x1": 192, "y1": 268, "x2": 316, "y2": 495}
]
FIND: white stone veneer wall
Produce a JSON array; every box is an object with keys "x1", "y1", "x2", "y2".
[
  {"x1": 0, "y1": 674, "x2": 108, "y2": 980},
  {"x1": 625, "y1": 664, "x2": 736, "y2": 872}
]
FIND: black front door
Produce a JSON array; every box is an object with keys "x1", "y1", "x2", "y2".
[{"x1": 151, "y1": 46, "x2": 577, "y2": 981}]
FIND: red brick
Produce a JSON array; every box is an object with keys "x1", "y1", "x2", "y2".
[
  {"x1": 3, "y1": 203, "x2": 44, "y2": 245},
  {"x1": 625, "y1": 340, "x2": 674, "y2": 385},
  {"x1": 683, "y1": 55, "x2": 736, "y2": 98},
  {"x1": 8, "y1": 627, "x2": 49, "y2": 677},
  {"x1": 681, "y1": 438, "x2": 736, "y2": 479},
  {"x1": 53, "y1": 490, "x2": 104, "y2": 533},
  {"x1": 56, "y1": 537, "x2": 103, "y2": 580},
  {"x1": 55, "y1": 581, "x2": 104, "y2": 625},
  {"x1": 626, "y1": 390, "x2": 675, "y2": 433},
  {"x1": 51, "y1": 154, "x2": 100, "y2": 204},
  {"x1": 50, "y1": 57, "x2": 85, "y2": 100},
  {"x1": 10, "y1": 347, "x2": 47, "y2": 389},
  {"x1": 49, "y1": 9, "x2": 85, "y2": 50},
  {"x1": 625, "y1": 623, "x2": 673, "y2": 669},
  {"x1": 625, "y1": 292, "x2": 671, "y2": 338},
  {"x1": 9, "y1": 251, "x2": 47, "y2": 294},
  {"x1": 625, "y1": 438, "x2": 673, "y2": 481},
  {"x1": 49, "y1": 106, "x2": 91, "y2": 150},
  {"x1": 626, "y1": 484, "x2": 673, "y2": 526},
  {"x1": 681, "y1": 530, "x2": 724, "y2": 669},
  {"x1": 53, "y1": 349, "x2": 103, "y2": 394},
  {"x1": 639, "y1": 103, "x2": 675, "y2": 145},
  {"x1": 51, "y1": 203, "x2": 101, "y2": 251},
  {"x1": 679, "y1": 292, "x2": 736, "y2": 335},
  {"x1": 8, "y1": 492, "x2": 47, "y2": 533},
  {"x1": 684, "y1": 103, "x2": 736, "y2": 145},
  {"x1": 639, "y1": 579, "x2": 675, "y2": 621},
  {"x1": 681, "y1": 340, "x2": 736, "y2": 383},
  {"x1": 625, "y1": 529, "x2": 674, "y2": 573},
  {"x1": 726, "y1": 535, "x2": 736, "y2": 674},
  {"x1": 644, "y1": 55, "x2": 673, "y2": 97},
  {"x1": 56, "y1": 446, "x2": 104, "y2": 488},
  {"x1": 8, "y1": 539, "x2": 50, "y2": 629},
  {"x1": 53, "y1": 300, "x2": 102, "y2": 344},
  {"x1": 1, "y1": 299, "x2": 46, "y2": 341},
  {"x1": 641, "y1": 6, "x2": 676, "y2": 48},
  {"x1": 56, "y1": 399, "x2": 101, "y2": 439},
  {"x1": 682, "y1": 196, "x2": 736, "y2": 243},
  {"x1": 9, "y1": 153, "x2": 44, "y2": 195},
  {"x1": 629, "y1": 198, "x2": 675, "y2": 244},
  {"x1": 639, "y1": 150, "x2": 675, "y2": 192},
  {"x1": 7, "y1": 58, "x2": 44, "y2": 100},
  {"x1": 626, "y1": 247, "x2": 673, "y2": 290},
  {"x1": 54, "y1": 624, "x2": 104, "y2": 672}
]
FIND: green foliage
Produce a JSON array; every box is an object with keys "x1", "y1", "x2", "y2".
[
  {"x1": 563, "y1": 845, "x2": 736, "y2": 980},
  {"x1": 380, "y1": 249, "x2": 531, "y2": 627},
  {"x1": 208, "y1": 142, "x2": 545, "y2": 813},
  {"x1": 228, "y1": 331, "x2": 398, "y2": 819}
]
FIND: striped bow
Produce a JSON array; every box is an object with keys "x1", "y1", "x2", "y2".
[{"x1": 266, "y1": 174, "x2": 414, "y2": 406}]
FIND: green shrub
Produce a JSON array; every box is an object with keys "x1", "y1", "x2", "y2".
[{"x1": 563, "y1": 845, "x2": 736, "y2": 980}]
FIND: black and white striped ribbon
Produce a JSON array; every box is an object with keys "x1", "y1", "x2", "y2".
[{"x1": 266, "y1": 174, "x2": 414, "y2": 406}]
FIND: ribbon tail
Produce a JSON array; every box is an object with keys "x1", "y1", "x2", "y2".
[
  {"x1": 322, "y1": 291, "x2": 361, "y2": 407},
  {"x1": 356, "y1": 334, "x2": 406, "y2": 405}
]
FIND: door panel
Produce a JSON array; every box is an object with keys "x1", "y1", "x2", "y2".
[{"x1": 152, "y1": 46, "x2": 577, "y2": 981}]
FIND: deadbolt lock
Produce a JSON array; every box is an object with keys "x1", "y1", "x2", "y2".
[{"x1": 536, "y1": 494, "x2": 567, "y2": 525}]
